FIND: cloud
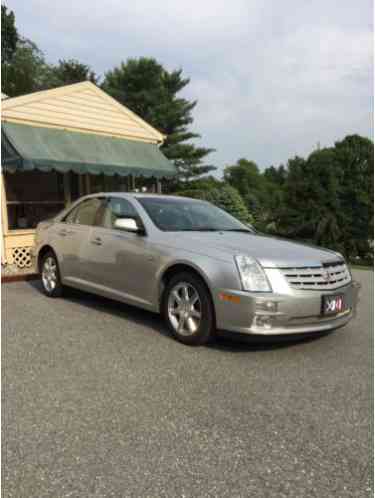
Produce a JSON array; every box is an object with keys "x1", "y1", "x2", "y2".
[{"x1": 7, "y1": 0, "x2": 373, "y2": 172}]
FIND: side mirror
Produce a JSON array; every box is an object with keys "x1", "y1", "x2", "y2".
[{"x1": 114, "y1": 218, "x2": 143, "y2": 234}]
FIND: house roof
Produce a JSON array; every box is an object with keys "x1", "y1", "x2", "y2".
[{"x1": 1, "y1": 81, "x2": 165, "y2": 144}]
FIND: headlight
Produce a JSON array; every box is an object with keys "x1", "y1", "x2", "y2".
[
  {"x1": 333, "y1": 250, "x2": 344, "y2": 260},
  {"x1": 234, "y1": 255, "x2": 272, "y2": 292}
]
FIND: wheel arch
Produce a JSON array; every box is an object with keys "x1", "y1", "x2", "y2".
[
  {"x1": 37, "y1": 245, "x2": 57, "y2": 273},
  {"x1": 158, "y1": 262, "x2": 216, "y2": 323}
]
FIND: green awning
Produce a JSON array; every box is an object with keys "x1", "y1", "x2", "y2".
[{"x1": 2, "y1": 121, "x2": 176, "y2": 178}]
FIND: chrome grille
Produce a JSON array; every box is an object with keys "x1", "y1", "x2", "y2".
[{"x1": 281, "y1": 261, "x2": 351, "y2": 290}]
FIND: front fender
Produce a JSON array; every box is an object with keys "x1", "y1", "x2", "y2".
[{"x1": 155, "y1": 253, "x2": 241, "y2": 312}]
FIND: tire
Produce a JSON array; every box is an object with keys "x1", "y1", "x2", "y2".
[
  {"x1": 162, "y1": 272, "x2": 215, "y2": 345},
  {"x1": 40, "y1": 251, "x2": 64, "y2": 298}
]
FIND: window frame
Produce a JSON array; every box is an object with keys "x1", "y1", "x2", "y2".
[
  {"x1": 97, "y1": 196, "x2": 147, "y2": 234},
  {"x1": 62, "y1": 196, "x2": 106, "y2": 227}
]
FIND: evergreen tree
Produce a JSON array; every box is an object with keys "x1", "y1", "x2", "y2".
[
  {"x1": 1, "y1": 5, "x2": 97, "y2": 96},
  {"x1": 277, "y1": 142, "x2": 373, "y2": 259},
  {"x1": 172, "y1": 175, "x2": 223, "y2": 193},
  {"x1": 264, "y1": 165, "x2": 287, "y2": 186},
  {"x1": 47, "y1": 59, "x2": 98, "y2": 87},
  {"x1": 224, "y1": 158, "x2": 283, "y2": 229},
  {"x1": 2, "y1": 37, "x2": 51, "y2": 96},
  {"x1": 2, "y1": 3, "x2": 19, "y2": 95},
  {"x1": 177, "y1": 184, "x2": 253, "y2": 225},
  {"x1": 205, "y1": 185, "x2": 254, "y2": 225},
  {"x1": 334, "y1": 135, "x2": 374, "y2": 258},
  {"x1": 102, "y1": 58, "x2": 215, "y2": 181},
  {"x1": 1, "y1": 4, "x2": 18, "y2": 65}
]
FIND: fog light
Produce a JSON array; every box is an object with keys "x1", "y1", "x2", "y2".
[
  {"x1": 254, "y1": 315, "x2": 273, "y2": 329},
  {"x1": 255, "y1": 300, "x2": 278, "y2": 312}
]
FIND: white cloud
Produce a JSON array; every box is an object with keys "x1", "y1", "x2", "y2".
[{"x1": 7, "y1": 0, "x2": 373, "y2": 171}]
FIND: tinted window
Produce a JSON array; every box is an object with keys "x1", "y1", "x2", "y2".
[
  {"x1": 100, "y1": 197, "x2": 138, "y2": 229},
  {"x1": 64, "y1": 204, "x2": 80, "y2": 224},
  {"x1": 64, "y1": 198, "x2": 103, "y2": 226},
  {"x1": 137, "y1": 197, "x2": 252, "y2": 232}
]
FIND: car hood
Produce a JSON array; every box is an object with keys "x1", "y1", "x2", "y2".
[{"x1": 161, "y1": 231, "x2": 342, "y2": 268}]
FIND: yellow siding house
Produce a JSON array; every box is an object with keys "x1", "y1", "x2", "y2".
[{"x1": 1, "y1": 81, "x2": 175, "y2": 269}]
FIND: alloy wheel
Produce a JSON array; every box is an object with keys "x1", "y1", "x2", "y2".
[
  {"x1": 42, "y1": 256, "x2": 57, "y2": 293},
  {"x1": 167, "y1": 282, "x2": 202, "y2": 336}
]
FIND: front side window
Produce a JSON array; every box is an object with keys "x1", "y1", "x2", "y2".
[
  {"x1": 64, "y1": 205, "x2": 80, "y2": 224},
  {"x1": 137, "y1": 197, "x2": 252, "y2": 232},
  {"x1": 100, "y1": 197, "x2": 139, "y2": 229},
  {"x1": 64, "y1": 198, "x2": 103, "y2": 226}
]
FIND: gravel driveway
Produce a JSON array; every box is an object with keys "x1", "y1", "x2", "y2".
[{"x1": 2, "y1": 270, "x2": 373, "y2": 497}]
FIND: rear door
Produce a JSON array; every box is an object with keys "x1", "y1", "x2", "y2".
[{"x1": 54, "y1": 197, "x2": 104, "y2": 282}]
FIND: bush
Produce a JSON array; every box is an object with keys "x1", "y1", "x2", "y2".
[{"x1": 177, "y1": 184, "x2": 254, "y2": 225}]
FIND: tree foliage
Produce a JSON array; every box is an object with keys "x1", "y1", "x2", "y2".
[
  {"x1": 102, "y1": 57, "x2": 215, "y2": 181},
  {"x1": 172, "y1": 175, "x2": 223, "y2": 193},
  {"x1": 278, "y1": 151, "x2": 342, "y2": 246},
  {"x1": 46, "y1": 59, "x2": 98, "y2": 88},
  {"x1": 1, "y1": 37, "x2": 51, "y2": 96},
  {"x1": 224, "y1": 158, "x2": 284, "y2": 229},
  {"x1": 1, "y1": 5, "x2": 97, "y2": 96},
  {"x1": 1, "y1": 4, "x2": 18, "y2": 65},
  {"x1": 332, "y1": 135, "x2": 373, "y2": 257},
  {"x1": 2, "y1": 47, "x2": 99, "y2": 97},
  {"x1": 178, "y1": 184, "x2": 253, "y2": 225},
  {"x1": 277, "y1": 139, "x2": 373, "y2": 259},
  {"x1": 221, "y1": 136, "x2": 373, "y2": 261}
]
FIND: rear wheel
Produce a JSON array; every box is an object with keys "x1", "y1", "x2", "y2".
[
  {"x1": 41, "y1": 252, "x2": 63, "y2": 297},
  {"x1": 163, "y1": 272, "x2": 215, "y2": 345}
]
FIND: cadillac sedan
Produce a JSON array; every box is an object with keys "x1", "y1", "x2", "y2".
[{"x1": 35, "y1": 193, "x2": 359, "y2": 345}]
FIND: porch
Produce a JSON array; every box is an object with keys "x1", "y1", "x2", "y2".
[
  {"x1": 1, "y1": 170, "x2": 163, "y2": 269},
  {"x1": 1, "y1": 82, "x2": 176, "y2": 270}
]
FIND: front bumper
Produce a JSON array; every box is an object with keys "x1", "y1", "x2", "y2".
[{"x1": 214, "y1": 280, "x2": 360, "y2": 336}]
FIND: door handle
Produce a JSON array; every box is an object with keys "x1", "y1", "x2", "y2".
[
  {"x1": 91, "y1": 237, "x2": 103, "y2": 246},
  {"x1": 58, "y1": 229, "x2": 75, "y2": 236}
]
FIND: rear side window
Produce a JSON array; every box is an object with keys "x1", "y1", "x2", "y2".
[
  {"x1": 63, "y1": 198, "x2": 103, "y2": 226},
  {"x1": 100, "y1": 197, "x2": 138, "y2": 229}
]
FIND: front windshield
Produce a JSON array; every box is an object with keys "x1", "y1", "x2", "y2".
[{"x1": 136, "y1": 196, "x2": 253, "y2": 232}]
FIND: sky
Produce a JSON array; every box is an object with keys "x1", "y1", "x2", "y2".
[{"x1": 6, "y1": 0, "x2": 374, "y2": 175}]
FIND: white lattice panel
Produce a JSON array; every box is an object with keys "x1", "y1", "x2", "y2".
[{"x1": 12, "y1": 247, "x2": 32, "y2": 268}]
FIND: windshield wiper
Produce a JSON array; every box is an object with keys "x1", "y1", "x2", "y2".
[
  {"x1": 175, "y1": 228, "x2": 254, "y2": 233},
  {"x1": 170, "y1": 227, "x2": 253, "y2": 232},
  {"x1": 177, "y1": 227, "x2": 221, "y2": 232},
  {"x1": 220, "y1": 228, "x2": 253, "y2": 233}
]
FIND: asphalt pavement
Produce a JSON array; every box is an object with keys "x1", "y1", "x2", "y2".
[{"x1": 2, "y1": 270, "x2": 373, "y2": 497}]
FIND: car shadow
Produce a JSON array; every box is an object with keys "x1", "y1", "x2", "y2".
[
  {"x1": 29, "y1": 280, "x2": 170, "y2": 339},
  {"x1": 29, "y1": 280, "x2": 332, "y2": 353},
  {"x1": 212, "y1": 329, "x2": 332, "y2": 352}
]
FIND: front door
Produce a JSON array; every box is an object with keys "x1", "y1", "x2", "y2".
[{"x1": 80, "y1": 196, "x2": 158, "y2": 309}]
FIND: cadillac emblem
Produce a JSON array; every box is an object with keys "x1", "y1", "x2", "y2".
[{"x1": 322, "y1": 270, "x2": 331, "y2": 282}]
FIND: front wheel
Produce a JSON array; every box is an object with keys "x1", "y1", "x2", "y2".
[
  {"x1": 163, "y1": 272, "x2": 215, "y2": 345},
  {"x1": 41, "y1": 252, "x2": 63, "y2": 297}
]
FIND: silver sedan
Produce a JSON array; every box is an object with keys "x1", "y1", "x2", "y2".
[{"x1": 35, "y1": 193, "x2": 359, "y2": 345}]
